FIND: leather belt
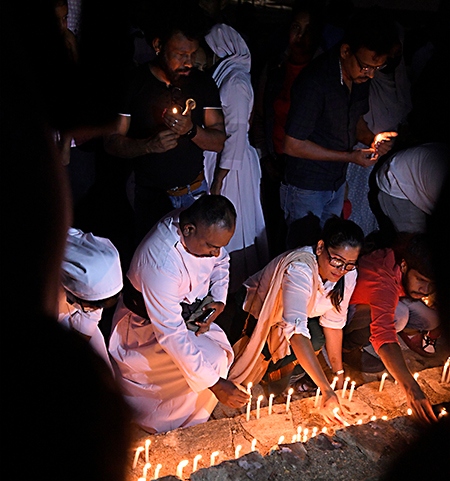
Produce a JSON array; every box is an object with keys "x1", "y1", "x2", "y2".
[{"x1": 167, "y1": 171, "x2": 205, "y2": 197}]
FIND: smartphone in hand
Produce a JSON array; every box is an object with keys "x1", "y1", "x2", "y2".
[{"x1": 186, "y1": 308, "x2": 216, "y2": 332}]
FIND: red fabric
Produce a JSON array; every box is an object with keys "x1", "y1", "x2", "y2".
[
  {"x1": 272, "y1": 62, "x2": 306, "y2": 155},
  {"x1": 349, "y1": 248, "x2": 406, "y2": 353}
]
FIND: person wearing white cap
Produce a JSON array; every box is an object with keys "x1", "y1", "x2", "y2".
[{"x1": 58, "y1": 227, "x2": 123, "y2": 372}]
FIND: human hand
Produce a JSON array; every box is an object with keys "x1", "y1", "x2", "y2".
[
  {"x1": 352, "y1": 148, "x2": 378, "y2": 166},
  {"x1": 162, "y1": 106, "x2": 193, "y2": 136},
  {"x1": 146, "y1": 129, "x2": 179, "y2": 153},
  {"x1": 194, "y1": 301, "x2": 225, "y2": 336},
  {"x1": 319, "y1": 390, "x2": 351, "y2": 426},
  {"x1": 406, "y1": 384, "x2": 438, "y2": 426},
  {"x1": 372, "y1": 131, "x2": 398, "y2": 157},
  {"x1": 209, "y1": 378, "x2": 250, "y2": 408}
]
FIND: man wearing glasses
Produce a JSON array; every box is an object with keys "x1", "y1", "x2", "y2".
[
  {"x1": 281, "y1": 7, "x2": 399, "y2": 243},
  {"x1": 343, "y1": 232, "x2": 439, "y2": 425}
]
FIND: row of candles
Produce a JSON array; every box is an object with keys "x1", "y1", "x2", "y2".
[{"x1": 132, "y1": 358, "x2": 450, "y2": 480}]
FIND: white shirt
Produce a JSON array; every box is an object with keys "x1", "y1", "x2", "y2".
[
  {"x1": 244, "y1": 246, "x2": 358, "y2": 341},
  {"x1": 376, "y1": 142, "x2": 448, "y2": 214}
]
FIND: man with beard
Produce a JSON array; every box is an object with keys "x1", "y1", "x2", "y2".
[
  {"x1": 108, "y1": 195, "x2": 250, "y2": 434},
  {"x1": 342, "y1": 232, "x2": 439, "y2": 425},
  {"x1": 104, "y1": 6, "x2": 226, "y2": 244}
]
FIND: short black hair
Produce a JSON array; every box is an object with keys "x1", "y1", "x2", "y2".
[
  {"x1": 393, "y1": 232, "x2": 435, "y2": 280},
  {"x1": 179, "y1": 194, "x2": 237, "y2": 232},
  {"x1": 144, "y1": 0, "x2": 211, "y2": 45},
  {"x1": 341, "y1": 7, "x2": 399, "y2": 56}
]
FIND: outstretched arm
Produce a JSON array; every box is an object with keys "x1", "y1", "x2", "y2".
[{"x1": 377, "y1": 342, "x2": 437, "y2": 425}]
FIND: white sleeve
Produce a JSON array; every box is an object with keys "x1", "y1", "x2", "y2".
[
  {"x1": 139, "y1": 258, "x2": 221, "y2": 392},
  {"x1": 281, "y1": 262, "x2": 314, "y2": 341}
]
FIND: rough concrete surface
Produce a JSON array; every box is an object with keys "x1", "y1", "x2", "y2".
[{"x1": 126, "y1": 336, "x2": 450, "y2": 481}]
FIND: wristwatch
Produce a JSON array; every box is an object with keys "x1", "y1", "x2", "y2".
[{"x1": 184, "y1": 123, "x2": 197, "y2": 140}]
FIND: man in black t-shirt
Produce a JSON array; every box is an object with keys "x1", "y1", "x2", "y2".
[{"x1": 105, "y1": 10, "x2": 226, "y2": 244}]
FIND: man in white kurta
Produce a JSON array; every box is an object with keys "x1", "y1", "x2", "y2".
[{"x1": 108, "y1": 195, "x2": 249, "y2": 433}]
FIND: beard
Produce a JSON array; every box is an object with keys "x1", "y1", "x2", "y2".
[{"x1": 158, "y1": 54, "x2": 191, "y2": 87}]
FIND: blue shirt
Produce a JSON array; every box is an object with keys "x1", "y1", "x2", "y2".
[{"x1": 284, "y1": 46, "x2": 370, "y2": 191}]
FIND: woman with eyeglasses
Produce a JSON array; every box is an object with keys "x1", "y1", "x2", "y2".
[{"x1": 227, "y1": 214, "x2": 364, "y2": 425}]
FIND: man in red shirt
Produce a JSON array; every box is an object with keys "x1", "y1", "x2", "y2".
[{"x1": 343, "y1": 233, "x2": 439, "y2": 425}]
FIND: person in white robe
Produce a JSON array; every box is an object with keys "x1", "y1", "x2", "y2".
[
  {"x1": 108, "y1": 195, "x2": 249, "y2": 434},
  {"x1": 58, "y1": 227, "x2": 123, "y2": 373},
  {"x1": 203, "y1": 23, "x2": 269, "y2": 293}
]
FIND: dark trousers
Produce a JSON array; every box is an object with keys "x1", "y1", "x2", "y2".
[{"x1": 343, "y1": 304, "x2": 372, "y2": 351}]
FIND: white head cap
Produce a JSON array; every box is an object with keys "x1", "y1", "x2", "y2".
[{"x1": 61, "y1": 228, "x2": 123, "y2": 301}]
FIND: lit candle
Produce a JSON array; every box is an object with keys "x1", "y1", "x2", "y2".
[
  {"x1": 278, "y1": 435, "x2": 285, "y2": 445},
  {"x1": 246, "y1": 395, "x2": 252, "y2": 422},
  {"x1": 143, "y1": 463, "x2": 151, "y2": 479},
  {"x1": 333, "y1": 407, "x2": 350, "y2": 426},
  {"x1": 176, "y1": 460, "x2": 189, "y2": 479},
  {"x1": 247, "y1": 382, "x2": 253, "y2": 395},
  {"x1": 251, "y1": 438, "x2": 257, "y2": 452},
  {"x1": 407, "y1": 408, "x2": 412, "y2": 416},
  {"x1": 439, "y1": 408, "x2": 447, "y2": 418},
  {"x1": 192, "y1": 454, "x2": 202, "y2": 472},
  {"x1": 413, "y1": 372, "x2": 419, "y2": 381},
  {"x1": 138, "y1": 478, "x2": 146, "y2": 481},
  {"x1": 133, "y1": 446, "x2": 145, "y2": 469},
  {"x1": 441, "y1": 358, "x2": 449, "y2": 383},
  {"x1": 145, "y1": 439, "x2": 151, "y2": 463},
  {"x1": 210, "y1": 451, "x2": 219, "y2": 467},
  {"x1": 370, "y1": 415, "x2": 377, "y2": 421},
  {"x1": 379, "y1": 372, "x2": 388, "y2": 392},
  {"x1": 153, "y1": 464, "x2": 162, "y2": 480},
  {"x1": 356, "y1": 419, "x2": 363, "y2": 425},
  {"x1": 330, "y1": 376, "x2": 338, "y2": 390},
  {"x1": 342, "y1": 376, "x2": 350, "y2": 398},
  {"x1": 297, "y1": 426, "x2": 302, "y2": 442},
  {"x1": 381, "y1": 415, "x2": 388, "y2": 420},
  {"x1": 268, "y1": 393, "x2": 275, "y2": 415},
  {"x1": 321, "y1": 427, "x2": 327, "y2": 434},
  {"x1": 311, "y1": 427, "x2": 318, "y2": 437},
  {"x1": 234, "y1": 445, "x2": 242, "y2": 459},
  {"x1": 286, "y1": 387, "x2": 294, "y2": 413},
  {"x1": 302, "y1": 428, "x2": 309, "y2": 443},
  {"x1": 291, "y1": 434, "x2": 297, "y2": 443},
  {"x1": 348, "y1": 381, "x2": 356, "y2": 402},
  {"x1": 256, "y1": 395, "x2": 263, "y2": 419},
  {"x1": 172, "y1": 107, "x2": 178, "y2": 114},
  {"x1": 314, "y1": 386, "x2": 321, "y2": 408}
]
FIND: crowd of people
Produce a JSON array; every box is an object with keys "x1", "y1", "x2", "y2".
[{"x1": 3, "y1": 0, "x2": 448, "y2": 478}]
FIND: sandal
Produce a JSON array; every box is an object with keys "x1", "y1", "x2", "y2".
[
  {"x1": 291, "y1": 375, "x2": 317, "y2": 393},
  {"x1": 422, "y1": 332, "x2": 437, "y2": 355}
]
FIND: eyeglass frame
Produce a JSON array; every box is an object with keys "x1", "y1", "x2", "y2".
[
  {"x1": 353, "y1": 52, "x2": 386, "y2": 74},
  {"x1": 325, "y1": 247, "x2": 358, "y2": 271}
]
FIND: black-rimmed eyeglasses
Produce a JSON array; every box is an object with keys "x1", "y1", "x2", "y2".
[
  {"x1": 353, "y1": 52, "x2": 386, "y2": 74},
  {"x1": 326, "y1": 248, "x2": 357, "y2": 271}
]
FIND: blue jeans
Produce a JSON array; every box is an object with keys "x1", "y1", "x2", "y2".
[
  {"x1": 280, "y1": 182, "x2": 345, "y2": 227},
  {"x1": 168, "y1": 179, "x2": 208, "y2": 209}
]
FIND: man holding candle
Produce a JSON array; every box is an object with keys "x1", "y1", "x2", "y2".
[
  {"x1": 343, "y1": 232, "x2": 439, "y2": 424},
  {"x1": 109, "y1": 195, "x2": 250, "y2": 433},
  {"x1": 104, "y1": 2, "x2": 226, "y2": 246}
]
